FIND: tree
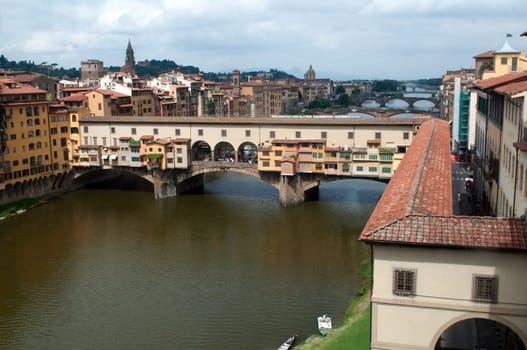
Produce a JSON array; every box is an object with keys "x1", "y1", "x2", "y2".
[
  {"x1": 372, "y1": 79, "x2": 399, "y2": 93},
  {"x1": 335, "y1": 85, "x2": 345, "y2": 95},
  {"x1": 308, "y1": 97, "x2": 331, "y2": 109},
  {"x1": 336, "y1": 93, "x2": 350, "y2": 107}
]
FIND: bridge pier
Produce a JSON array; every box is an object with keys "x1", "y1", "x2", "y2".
[
  {"x1": 278, "y1": 174, "x2": 319, "y2": 207},
  {"x1": 152, "y1": 169, "x2": 204, "y2": 199}
]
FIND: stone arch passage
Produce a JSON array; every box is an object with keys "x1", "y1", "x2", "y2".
[
  {"x1": 191, "y1": 141, "x2": 212, "y2": 161},
  {"x1": 434, "y1": 317, "x2": 526, "y2": 350},
  {"x1": 237, "y1": 142, "x2": 257, "y2": 163},
  {"x1": 214, "y1": 141, "x2": 235, "y2": 162}
]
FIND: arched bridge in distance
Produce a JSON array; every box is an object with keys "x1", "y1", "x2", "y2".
[{"x1": 72, "y1": 160, "x2": 390, "y2": 207}]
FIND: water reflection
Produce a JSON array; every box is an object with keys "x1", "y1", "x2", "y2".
[{"x1": 0, "y1": 174, "x2": 385, "y2": 350}]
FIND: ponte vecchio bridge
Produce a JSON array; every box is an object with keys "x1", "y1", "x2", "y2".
[{"x1": 73, "y1": 115, "x2": 429, "y2": 206}]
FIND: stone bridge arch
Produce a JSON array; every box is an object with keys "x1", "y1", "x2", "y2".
[{"x1": 72, "y1": 167, "x2": 155, "y2": 190}]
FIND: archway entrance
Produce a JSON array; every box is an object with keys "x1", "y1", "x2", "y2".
[
  {"x1": 238, "y1": 142, "x2": 257, "y2": 163},
  {"x1": 435, "y1": 318, "x2": 525, "y2": 350},
  {"x1": 192, "y1": 141, "x2": 211, "y2": 161},
  {"x1": 214, "y1": 142, "x2": 235, "y2": 162}
]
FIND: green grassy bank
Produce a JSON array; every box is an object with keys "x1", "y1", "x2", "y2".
[
  {"x1": 294, "y1": 259, "x2": 372, "y2": 349},
  {"x1": 0, "y1": 197, "x2": 44, "y2": 220}
]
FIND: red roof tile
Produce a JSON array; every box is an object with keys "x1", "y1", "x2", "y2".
[
  {"x1": 475, "y1": 71, "x2": 527, "y2": 90},
  {"x1": 360, "y1": 118, "x2": 527, "y2": 251},
  {"x1": 473, "y1": 50, "x2": 495, "y2": 59},
  {"x1": 493, "y1": 80, "x2": 527, "y2": 95},
  {"x1": 361, "y1": 215, "x2": 527, "y2": 250}
]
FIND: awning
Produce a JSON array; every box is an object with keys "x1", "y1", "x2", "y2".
[
  {"x1": 110, "y1": 155, "x2": 118, "y2": 160},
  {"x1": 101, "y1": 154, "x2": 109, "y2": 160},
  {"x1": 146, "y1": 153, "x2": 164, "y2": 160}
]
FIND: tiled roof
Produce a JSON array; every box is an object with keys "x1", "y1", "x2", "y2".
[
  {"x1": 361, "y1": 215, "x2": 527, "y2": 250},
  {"x1": 493, "y1": 80, "x2": 527, "y2": 96},
  {"x1": 360, "y1": 118, "x2": 527, "y2": 251},
  {"x1": 473, "y1": 50, "x2": 495, "y2": 59},
  {"x1": 475, "y1": 71, "x2": 527, "y2": 90},
  {"x1": 61, "y1": 93, "x2": 86, "y2": 102}
]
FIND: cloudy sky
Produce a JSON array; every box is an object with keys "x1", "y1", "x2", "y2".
[{"x1": 1, "y1": 0, "x2": 526, "y2": 80}]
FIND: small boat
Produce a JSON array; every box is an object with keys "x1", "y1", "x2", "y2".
[
  {"x1": 317, "y1": 314, "x2": 332, "y2": 336},
  {"x1": 277, "y1": 335, "x2": 296, "y2": 350}
]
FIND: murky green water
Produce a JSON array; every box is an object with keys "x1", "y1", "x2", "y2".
[{"x1": 0, "y1": 173, "x2": 384, "y2": 349}]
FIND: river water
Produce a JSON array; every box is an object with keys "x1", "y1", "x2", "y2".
[{"x1": 0, "y1": 173, "x2": 385, "y2": 349}]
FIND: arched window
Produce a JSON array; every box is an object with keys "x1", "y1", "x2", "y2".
[
  {"x1": 36, "y1": 142, "x2": 42, "y2": 149},
  {"x1": 28, "y1": 143, "x2": 35, "y2": 150}
]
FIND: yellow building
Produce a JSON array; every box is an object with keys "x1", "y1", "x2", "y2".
[
  {"x1": 479, "y1": 40, "x2": 527, "y2": 80},
  {"x1": 0, "y1": 78, "x2": 54, "y2": 189},
  {"x1": 48, "y1": 103, "x2": 73, "y2": 171}
]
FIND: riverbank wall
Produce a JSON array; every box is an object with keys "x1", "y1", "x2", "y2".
[{"x1": 0, "y1": 171, "x2": 81, "y2": 206}]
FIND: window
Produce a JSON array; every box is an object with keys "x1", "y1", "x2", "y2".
[
  {"x1": 472, "y1": 275, "x2": 498, "y2": 303},
  {"x1": 270, "y1": 131, "x2": 276, "y2": 139},
  {"x1": 274, "y1": 160, "x2": 281, "y2": 167},
  {"x1": 393, "y1": 269, "x2": 416, "y2": 296},
  {"x1": 198, "y1": 129, "x2": 203, "y2": 136},
  {"x1": 111, "y1": 127, "x2": 115, "y2": 134},
  {"x1": 275, "y1": 150, "x2": 283, "y2": 156},
  {"x1": 263, "y1": 161, "x2": 270, "y2": 167},
  {"x1": 403, "y1": 132, "x2": 409, "y2": 140},
  {"x1": 356, "y1": 166, "x2": 363, "y2": 171},
  {"x1": 501, "y1": 57, "x2": 508, "y2": 65},
  {"x1": 321, "y1": 131, "x2": 327, "y2": 139},
  {"x1": 176, "y1": 148, "x2": 182, "y2": 154},
  {"x1": 221, "y1": 129, "x2": 227, "y2": 137},
  {"x1": 295, "y1": 131, "x2": 301, "y2": 138},
  {"x1": 98, "y1": 103, "x2": 102, "y2": 110},
  {"x1": 368, "y1": 166, "x2": 377, "y2": 172},
  {"x1": 245, "y1": 130, "x2": 251, "y2": 137},
  {"x1": 26, "y1": 106, "x2": 32, "y2": 116},
  {"x1": 153, "y1": 128, "x2": 158, "y2": 135},
  {"x1": 175, "y1": 128, "x2": 181, "y2": 136},
  {"x1": 375, "y1": 132, "x2": 381, "y2": 139},
  {"x1": 83, "y1": 126, "x2": 88, "y2": 133},
  {"x1": 60, "y1": 126, "x2": 68, "y2": 133},
  {"x1": 382, "y1": 167, "x2": 391, "y2": 174},
  {"x1": 131, "y1": 128, "x2": 136, "y2": 135},
  {"x1": 177, "y1": 157, "x2": 183, "y2": 163},
  {"x1": 61, "y1": 138, "x2": 67, "y2": 147}
]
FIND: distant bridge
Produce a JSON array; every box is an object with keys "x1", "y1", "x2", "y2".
[{"x1": 349, "y1": 96, "x2": 438, "y2": 109}]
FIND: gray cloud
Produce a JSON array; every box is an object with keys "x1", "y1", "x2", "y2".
[{"x1": 1, "y1": 0, "x2": 526, "y2": 79}]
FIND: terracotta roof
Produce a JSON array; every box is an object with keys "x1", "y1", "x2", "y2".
[
  {"x1": 367, "y1": 139, "x2": 381, "y2": 144},
  {"x1": 493, "y1": 80, "x2": 527, "y2": 96},
  {"x1": 475, "y1": 71, "x2": 527, "y2": 90},
  {"x1": 0, "y1": 84, "x2": 47, "y2": 95},
  {"x1": 361, "y1": 215, "x2": 527, "y2": 251},
  {"x1": 360, "y1": 118, "x2": 527, "y2": 251},
  {"x1": 140, "y1": 135, "x2": 154, "y2": 140},
  {"x1": 473, "y1": 50, "x2": 495, "y2": 59},
  {"x1": 61, "y1": 93, "x2": 86, "y2": 102},
  {"x1": 174, "y1": 138, "x2": 191, "y2": 143}
]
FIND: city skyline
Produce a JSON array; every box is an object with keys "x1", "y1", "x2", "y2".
[{"x1": 1, "y1": 0, "x2": 527, "y2": 80}]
